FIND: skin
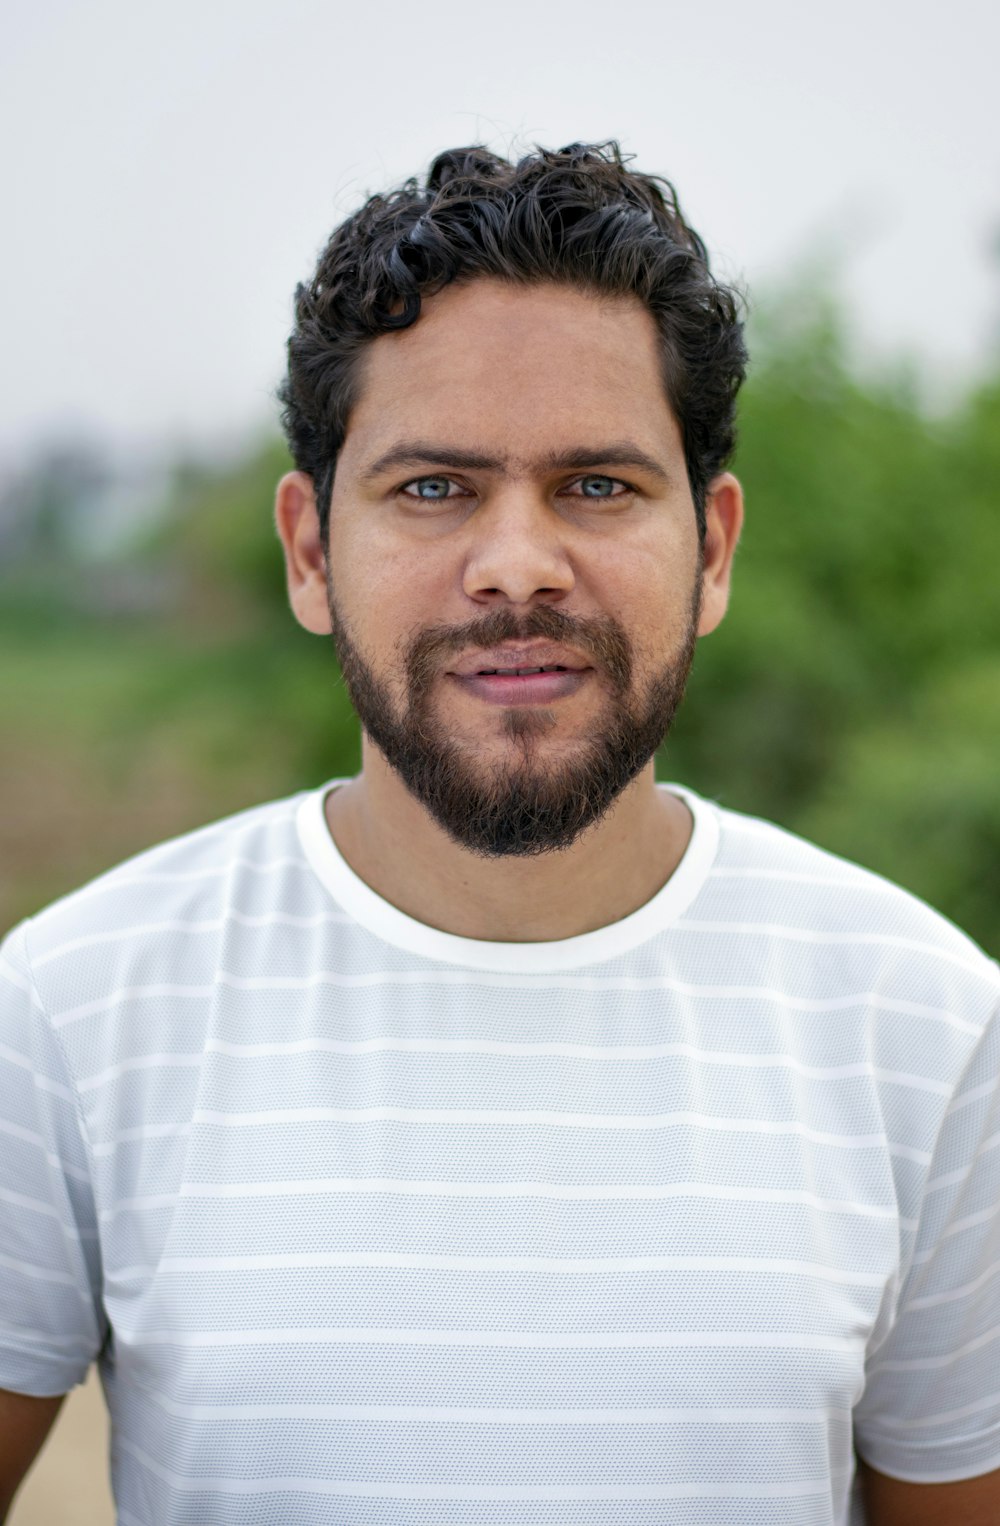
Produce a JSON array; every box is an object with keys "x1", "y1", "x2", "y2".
[
  {"x1": 273, "y1": 275, "x2": 1000, "y2": 1519},
  {"x1": 0, "y1": 1390, "x2": 65, "y2": 1520},
  {"x1": 275, "y1": 277, "x2": 742, "y2": 941},
  {"x1": 1, "y1": 1399, "x2": 996, "y2": 1523},
  {"x1": 2, "y1": 282, "x2": 995, "y2": 1520},
  {"x1": 856, "y1": 1457, "x2": 1000, "y2": 1525},
  {"x1": 1, "y1": 1393, "x2": 997, "y2": 1523}
]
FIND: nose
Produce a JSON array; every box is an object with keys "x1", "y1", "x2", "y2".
[{"x1": 460, "y1": 489, "x2": 576, "y2": 607}]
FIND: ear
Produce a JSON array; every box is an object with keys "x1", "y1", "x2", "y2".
[
  {"x1": 274, "y1": 471, "x2": 333, "y2": 635},
  {"x1": 697, "y1": 472, "x2": 744, "y2": 637}
]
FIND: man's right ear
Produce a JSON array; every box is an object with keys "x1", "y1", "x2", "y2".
[{"x1": 273, "y1": 471, "x2": 333, "y2": 635}]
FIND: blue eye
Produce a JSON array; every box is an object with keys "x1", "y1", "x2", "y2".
[
  {"x1": 405, "y1": 476, "x2": 454, "y2": 500},
  {"x1": 577, "y1": 475, "x2": 624, "y2": 498}
]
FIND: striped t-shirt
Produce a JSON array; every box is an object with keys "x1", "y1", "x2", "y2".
[{"x1": 2, "y1": 777, "x2": 999, "y2": 1526}]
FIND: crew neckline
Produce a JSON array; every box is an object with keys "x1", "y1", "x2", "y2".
[{"x1": 295, "y1": 777, "x2": 720, "y2": 971}]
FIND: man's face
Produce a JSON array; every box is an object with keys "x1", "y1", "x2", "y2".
[{"x1": 316, "y1": 278, "x2": 717, "y2": 856}]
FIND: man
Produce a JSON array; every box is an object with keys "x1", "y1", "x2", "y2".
[{"x1": 1, "y1": 142, "x2": 997, "y2": 1526}]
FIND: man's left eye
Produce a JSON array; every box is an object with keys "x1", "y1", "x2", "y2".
[
  {"x1": 401, "y1": 476, "x2": 461, "y2": 500},
  {"x1": 567, "y1": 475, "x2": 630, "y2": 499}
]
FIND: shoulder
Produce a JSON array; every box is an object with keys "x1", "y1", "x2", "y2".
[
  {"x1": 686, "y1": 790, "x2": 999, "y2": 1018},
  {"x1": 12, "y1": 786, "x2": 320, "y2": 1033}
]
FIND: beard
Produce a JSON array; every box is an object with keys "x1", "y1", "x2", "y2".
[{"x1": 325, "y1": 576, "x2": 702, "y2": 859}]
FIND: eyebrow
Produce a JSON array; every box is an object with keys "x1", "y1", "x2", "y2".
[{"x1": 359, "y1": 440, "x2": 673, "y2": 486}]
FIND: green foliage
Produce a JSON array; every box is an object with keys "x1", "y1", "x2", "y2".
[
  {"x1": 133, "y1": 438, "x2": 296, "y2": 628},
  {"x1": 2, "y1": 288, "x2": 998, "y2": 952},
  {"x1": 659, "y1": 293, "x2": 1000, "y2": 951}
]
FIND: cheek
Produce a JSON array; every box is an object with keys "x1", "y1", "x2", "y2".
[
  {"x1": 591, "y1": 537, "x2": 697, "y2": 647},
  {"x1": 334, "y1": 537, "x2": 456, "y2": 704},
  {"x1": 331, "y1": 524, "x2": 412, "y2": 632}
]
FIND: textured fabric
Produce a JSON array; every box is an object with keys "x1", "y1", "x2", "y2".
[{"x1": 1, "y1": 776, "x2": 998, "y2": 1526}]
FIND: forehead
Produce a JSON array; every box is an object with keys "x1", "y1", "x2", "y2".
[{"x1": 339, "y1": 278, "x2": 684, "y2": 471}]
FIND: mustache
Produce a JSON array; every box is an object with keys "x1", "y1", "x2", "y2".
[{"x1": 404, "y1": 605, "x2": 633, "y2": 698}]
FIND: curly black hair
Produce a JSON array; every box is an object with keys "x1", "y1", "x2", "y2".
[{"x1": 276, "y1": 141, "x2": 747, "y2": 542}]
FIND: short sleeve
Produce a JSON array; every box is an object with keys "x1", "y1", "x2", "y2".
[
  {"x1": 853, "y1": 996, "x2": 1000, "y2": 1482},
  {"x1": 0, "y1": 920, "x2": 107, "y2": 1395}
]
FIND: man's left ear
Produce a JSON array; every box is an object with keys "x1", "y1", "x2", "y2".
[{"x1": 697, "y1": 472, "x2": 744, "y2": 638}]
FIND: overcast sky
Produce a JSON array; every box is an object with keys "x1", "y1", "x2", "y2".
[{"x1": 3, "y1": 0, "x2": 998, "y2": 466}]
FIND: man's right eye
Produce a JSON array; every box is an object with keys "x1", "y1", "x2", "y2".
[{"x1": 400, "y1": 476, "x2": 462, "y2": 500}]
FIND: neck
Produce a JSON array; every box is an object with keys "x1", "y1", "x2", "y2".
[{"x1": 323, "y1": 741, "x2": 693, "y2": 943}]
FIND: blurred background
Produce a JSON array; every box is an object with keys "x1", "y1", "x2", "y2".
[{"x1": 3, "y1": 0, "x2": 999, "y2": 1518}]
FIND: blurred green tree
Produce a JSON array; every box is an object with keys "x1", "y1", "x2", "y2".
[{"x1": 661, "y1": 289, "x2": 1000, "y2": 950}]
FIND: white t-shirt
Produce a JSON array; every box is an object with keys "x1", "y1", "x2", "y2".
[{"x1": 1, "y1": 778, "x2": 998, "y2": 1526}]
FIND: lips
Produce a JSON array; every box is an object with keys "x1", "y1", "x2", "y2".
[
  {"x1": 449, "y1": 645, "x2": 590, "y2": 679},
  {"x1": 449, "y1": 668, "x2": 592, "y2": 706},
  {"x1": 475, "y1": 664, "x2": 571, "y2": 676}
]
